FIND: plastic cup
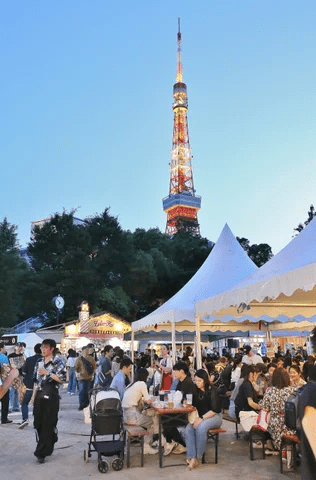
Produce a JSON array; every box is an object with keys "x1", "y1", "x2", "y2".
[
  {"x1": 186, "y1": 394, "x2": 193, "y2": 405},
  {"x1": 168, "y1": 393, "x2": 174, "y2": 408}
]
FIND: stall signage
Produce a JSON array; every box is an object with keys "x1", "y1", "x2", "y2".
[{"x1": 0, "y1": 335, "x2": 18, "y2": 346}]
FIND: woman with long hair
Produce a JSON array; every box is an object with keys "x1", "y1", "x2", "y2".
[
  {"x1": 260, "y1": 368, "x2": 296, "y2": 452},
  {"x1": 156, "y1": 345, "x2": 173, "y2": 391},
  {"x1": 184, "y1": 369, "x2": 222, "y2": 470}
]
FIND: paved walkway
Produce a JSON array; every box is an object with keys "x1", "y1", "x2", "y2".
[{"x1": 1, "y1": 386, "x2": 300, "y2": 480}]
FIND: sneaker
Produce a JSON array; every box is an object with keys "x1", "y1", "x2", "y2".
[
  {"x1": 13, "y1": 408, "x2": 20, "y2": 412},
  {"x1": 151, "y1": 440, "x2": 159, "y2": 448},
  {"x1": 163, "y1": 441, "x2": 177, "y2": 456},
  {"x1": 252, "y1": 441, "x2": 263, "y2": 449},
  {"x1": 173, "y1": 444, "x2": 186, "y2": 454},
  {"x1": 70, "y1": 393, "x2": 75, "y2": 396},
  {"x1": 18, "y1": 420, "x2": 29, "y2": 429},
  {"x1": 144, "y1": 444, "x2": 158, "y2": 455}
]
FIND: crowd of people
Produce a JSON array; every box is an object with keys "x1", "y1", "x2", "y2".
[{"x1": 0, "y1": 336, "x2": 316, "y2": 478}]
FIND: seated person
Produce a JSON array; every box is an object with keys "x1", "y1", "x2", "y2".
[
  {"x1": 235, "y1": 365, "x2": 261, "y2": 421},
  {"x1": 163, "y1": 361, "x2": 194, "y2": 456},
  {"x1": 185, "y1": 369, "x2": 222, "y2": 470},
  {"x1": 260, "y1": 367, "x2": 296, "y2": 452},
  {"x1": 122, "y1": 368, "x2": 157, "y2": 455},
  {"x1": 110, "y1": 358, "x2": 133, "y2": 400}
]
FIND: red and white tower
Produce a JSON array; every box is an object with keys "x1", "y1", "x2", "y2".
[{"x1": 163, "y1": 19, "x2": 201, "y2": 235}]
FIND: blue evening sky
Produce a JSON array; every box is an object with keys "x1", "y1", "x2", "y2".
[{"x1": 1, "y1": 1, "x2": 316, "y2": 254}]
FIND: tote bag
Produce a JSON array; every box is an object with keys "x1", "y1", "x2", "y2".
[
  {"x1": 255, "y1": 410, "x2": 270, "y2": 432},
  {"x1": 239, "y1": 410, "x2": 258, "y2": 432}
]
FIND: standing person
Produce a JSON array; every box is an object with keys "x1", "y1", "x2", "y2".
[
  {"x1": 242, "y1": 346, "x2": 262, "y2": 365},
  {"x1": 33, "y1": 339, "x2": 66, "y2": 464},
  {"x1": 74, "y1": 346, "x2": 96, "y2": 410},
  {"x1": 156, "y1": 345, "x2": 172, "y2": 391},
  {"x1": 184, "y1": 369, "x2": 222, "y2": 470},
  {"x1": 66, "y1": 349, "x2": 77, "y2": 395},
  {"x1": 299, "y1": 327, "x2": 316, "y2": 480},
  {"x1": 98, "y1": 345, "x2": 114, "y2": 388},
  {"x1": 111, "y1": 348, "x2": 124, "y2": 378},
  {"x1": 0, "y1": 342, "x2": 13, "y2": 424},
  {"x1": 110, "y1": 358, "x2": 133, "y2": 400},
  {"x1": 8, "y1": 342, "x2": 26, "y2": 412},
  {"x1": 19, "y1": 343, "x2": 42, "y2": 429}
]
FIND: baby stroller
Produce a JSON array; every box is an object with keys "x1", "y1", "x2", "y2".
[{"x1": 84, "y1": 387, "x2": 126, "y2": 473}]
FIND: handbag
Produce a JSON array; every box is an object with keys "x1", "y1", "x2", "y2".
[
  {"x1": 188, "y1": 409, "x2": 199, "y2": 424},
  {"x1": 255, "y1": 409, "x2": 270, "y2": 432},
  {"x1": 239, "y1": 410, "x2": 258, "y2": 432},
  {"x1": 37, "y1": 381, "x2": 56, "y2": 401}
]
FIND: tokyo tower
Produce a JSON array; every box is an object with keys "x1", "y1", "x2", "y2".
[{"x1": 162, "y1": 19, "x2": 201, "y2": 235}]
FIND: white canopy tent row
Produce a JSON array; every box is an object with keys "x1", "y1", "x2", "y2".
[
  {"x1": 195, "y1": 216, "x2": 316, "y2": 341},
  {"x1": 131, "y1": 224, "x2": 259, "y2": 369}
]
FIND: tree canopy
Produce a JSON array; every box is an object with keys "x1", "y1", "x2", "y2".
[
  {"x1": 293, "y1": 205, "x2": 316, "y2": 235},
  {"x1": 1, "y1": 210, "x2": 277, "y2": 329}
]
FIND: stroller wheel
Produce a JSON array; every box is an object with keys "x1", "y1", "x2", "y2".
[
  {"x1": 83, "y1": 449, "x2": 89, "y2": 463},
  {"x1": 98, "y1": 460, "x2": 109, "y2": 473},
  {"x1": 111, "y1": 458, "x2": 124, "y2": 471}
]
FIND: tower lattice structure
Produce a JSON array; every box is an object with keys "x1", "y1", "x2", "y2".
[{"x1": 162, "y1": 19, "x2": 201, "y2": 236}]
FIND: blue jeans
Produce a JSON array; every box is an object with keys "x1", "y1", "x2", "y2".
[
  {"x1": 185, "y1": 413, "x2": 222, "y2": 459},
  {"x1": 67, "y1": 368, "x2": 77, "y2": 393},
  {"x1": 9, "y1": 387, "x2": 19, "y2": 411},
  {"x1": 21, "y1": 389, "x2": 33, "y2": 421},
  {"x1": 78, "y1": 380, "x2": 93, "y2": 409}
]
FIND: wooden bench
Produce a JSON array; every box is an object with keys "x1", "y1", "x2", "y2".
[
  {"x1": 202, "y1": 427, "x2": 227, "y2": 464},
  {"x1": 280, "y1": 433, "x2": 300, "y2": 473},
  {"x1": 222, "y1": 413, "x2": 240, "y2": 439},
  {"x1": 249, "y1": 425, "x2": 267, "y2": 460},
  {"x1": 124, "y1": 425, "x2": 149, "y2": 468}
]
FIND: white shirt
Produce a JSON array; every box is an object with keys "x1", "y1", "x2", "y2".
[
  {"x1": 242, "y1": 353, "x2": 262, "y2": 365},
  {"x1": 231, "y1": 366, "x2": 241, "y2": 384},
  {"x1": 122, "y1": 381, "x2": 149, "y2": 409}
]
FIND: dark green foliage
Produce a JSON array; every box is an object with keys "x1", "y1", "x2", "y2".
[
  {"x1": 0, "y1": 218, "x2": 35, "y2": 327},
  {"x1": 294, "y1": 205, "x2": 316, "y2": 235},
  {"x1": 237, "y1": 236, "x2": 273, "y2": 267},
  {"x1": 2, "y1": 209, "x2": 276, "y2": 329}
]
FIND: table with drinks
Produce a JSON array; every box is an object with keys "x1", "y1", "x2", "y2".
[{"x1": 150, "y1": 390, "x2": 195, "y2": 468}]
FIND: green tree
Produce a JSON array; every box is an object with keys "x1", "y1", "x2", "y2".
[
  {"x1": 0, "y1": 218, "x2": 30, "y2": 327},
  {"x1": 237, "y1": 237, "x2": 273, "y2": 267},
  {"x1": 28, "y1": 210, "x2": 96, "y2": 322},
  {"x1": 294, "y1": 204, "x2": 316, "y2": 235}
]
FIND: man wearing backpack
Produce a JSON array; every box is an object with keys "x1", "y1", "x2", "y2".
[
  {"x1": 75, "y1": 346, "x2": 96, "y2": 410},
  {"x1": 298, "y1": 327, "x2": 316, "y2": 480}
]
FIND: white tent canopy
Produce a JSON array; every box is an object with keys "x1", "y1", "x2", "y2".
[
  {"x1": 132, "y1": 224, "x2": 258, "y2": 332},
  {"x1": 196, "y1": 216, "x2": 316, "y2": 325}
]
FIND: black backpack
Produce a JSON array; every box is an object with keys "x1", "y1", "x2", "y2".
[{"x1": 284, "y1": 385, "x2": 306, "y2": 431}]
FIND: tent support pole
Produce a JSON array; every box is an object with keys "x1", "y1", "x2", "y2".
[
  {"x1": 172, "y1": 318, "x2": 176, "y2": 365},
  {"x1": 196, "y1": 314, "x2": 202, "y2": 369},
  {"x1": 131, "y1": 328, "x2": 135, "y2": 382}
]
